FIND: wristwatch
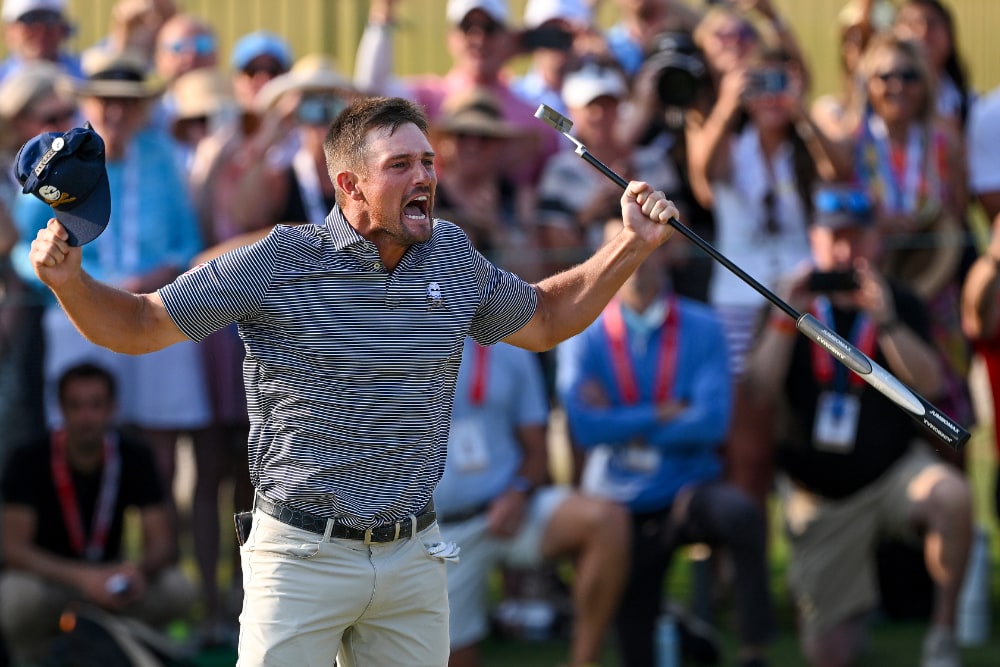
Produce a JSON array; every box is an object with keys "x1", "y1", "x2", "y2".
[{"x1": 510, "y1": 475, "x2": 535, "y2": 495}]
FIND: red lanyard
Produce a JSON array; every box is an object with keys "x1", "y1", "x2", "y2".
[
  {"x1": 602, "y1": 296, "x2": 679, "y2": 405},
  {"x1": 50, "y1": 431, "x2": 121, "y2": 562},
  {"x1": 469, "y1": 343, "x2": 489, "y2": 406},
  {"x1": 809, "y1": 297, "x2": 877, "y2": 390}
]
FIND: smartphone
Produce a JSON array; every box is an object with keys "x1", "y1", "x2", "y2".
[
  {"x1": 747, "y1": 68, "x2": 788, "y2": 95},
  {"x1": 807, "y1": 270, "x2": 859, "y2": 293},
  {"x1": 234, "y1": 511, "x2": 253, "y2": 546},
  {"x1": 520, "y1": 26, "x2": 574, "y2": 51}
]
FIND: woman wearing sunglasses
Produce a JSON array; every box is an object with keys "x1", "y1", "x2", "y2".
[{"x1": 853, "y1": 34, "x2": 972, "y2": 453}]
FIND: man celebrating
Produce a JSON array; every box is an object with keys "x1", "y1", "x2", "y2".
[{"x1": 27, "y1": 96, "x2": 678, "y2": 666}]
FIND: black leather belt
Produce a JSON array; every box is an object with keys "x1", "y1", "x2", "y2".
[
  {"x1": 438, "y1": 502, "x2": 489, "y2": 524},
  {"x1": 255, "y1": 492, "x2": 436, "y2": 544}
]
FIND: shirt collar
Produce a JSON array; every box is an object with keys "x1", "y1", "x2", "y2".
[{"x1": 323, "y1": 204, "x2": 435, "y2": 265}]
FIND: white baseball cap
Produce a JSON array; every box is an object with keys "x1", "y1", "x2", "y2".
[
  {"x1": 2, "y1": 0, "x2": 65, "y2": 22},
  {"x1": 446, "y1": 0, "x2": 509, "y2": 27},
  {"x1": 562, "y1": 63, "x2": 628, "y2": 109},
  {"x1": 524, "y1": 0, "x2": 590, "y2": 29}
]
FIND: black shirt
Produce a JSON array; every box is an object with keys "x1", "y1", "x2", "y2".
[
  {"x1": 777, "y1": 284, "x2": 933, "y2": 499},
  {"x1": 1, "y1": 433, "x2": 164, "y2": 562}
]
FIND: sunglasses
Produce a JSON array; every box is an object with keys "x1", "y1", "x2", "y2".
[
  {"x1": 874, "y1": 68, "x2": 921, "y2": 85},
  {"x1": 458, "y1": 19, "x2": 503, "y2": 36},
  {"x1": 715, "y1": 25, "x2": 756, "y2": 44},
  {"x1": 813, "y1": 188, "x2": 873, "y2": 218},
  {"x1": 32, "y1": 107, "x2": 76, "y2": 126},
  {"x1": 243, "y1": 62, "x2": 286, "y2": 78},
  {"x1": 162, "y1": 33, "x2": 216, "y2": 56},
  {"x1": 762, "y1": 191, "x2": 781, "y2": 236}
]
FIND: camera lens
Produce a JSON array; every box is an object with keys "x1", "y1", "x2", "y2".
[{"x1": 656, "y1": 66, "x2": 699, "y2": 108}]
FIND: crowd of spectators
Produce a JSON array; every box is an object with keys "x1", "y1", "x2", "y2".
[{"x1": 0, "y1": 0, "x2": 997, "y2": 666}]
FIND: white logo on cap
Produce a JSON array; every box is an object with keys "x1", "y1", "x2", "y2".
[
  {"x1": 51, "y1": 137, "x2": 65, "y2": 151},
  {"x1": 38, "y1": 185, "x2": 62, "y2": 202}
]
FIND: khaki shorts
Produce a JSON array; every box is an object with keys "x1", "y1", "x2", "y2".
[
  {"x1": 779, "y1": 443, "x2": 948, "y2": 637},
  {"x1": 438, "y1": 486, "x2": 569, "y2": 649},
  {"x1": 238, "y1": 511, "x2": 449, "y2": 667}
]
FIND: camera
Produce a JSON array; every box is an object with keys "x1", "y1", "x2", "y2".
[
  {"x1": 807, "y1": 270, "x2": 859, "y2": 293},
  {"x1": 644, "y1": 31, "x2": 707, "y2": 108},
  {"x1": 297, "y1": 94, "x2": 346, "y2": 126},
  {"x1": 746, "y1": 68, "x2": 789, "y2": 96}
]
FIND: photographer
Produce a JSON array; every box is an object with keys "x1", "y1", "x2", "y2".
[
  {"x1": 743, "y1": 185, "x2": 971, "y2": 667},
  {"x1": 618, "y1": 29, "x2": 715, "y2": 301}
]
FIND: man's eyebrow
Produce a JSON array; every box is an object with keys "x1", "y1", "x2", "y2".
[{"x1": 383, "y1": 150, "x2": 436, "y2": 162}]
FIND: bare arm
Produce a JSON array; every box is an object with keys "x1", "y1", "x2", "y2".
[
  {"x1": 486, "y1": 423, "x2": 548, "y2": 538},
  {"x1": 2, "y1": 506, "x2": 132, "y2": 609},
  {"x1": 138, "y1": 504, "x2": 177, "y2": 577},
  {"x1": 29, "y1": 219, "x2": 188, "y2": 354},
  {"x1": 961, "y1": 218, "x2": 1000, "y2": 340},
  {"x1": 685, "y1": 70, "x2": 746, "y2": 209},
  {"x1": 504, "y1": 182, "x2": 676, "y2": 351}
]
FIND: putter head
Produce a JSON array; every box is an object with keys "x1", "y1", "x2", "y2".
[{"x1": 534, "y1": 104, "x2": 573, "y2": 134}]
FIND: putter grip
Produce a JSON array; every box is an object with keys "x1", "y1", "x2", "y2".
[{"x1": 796, "y1": 314, "x2": 970, "y2": 450}]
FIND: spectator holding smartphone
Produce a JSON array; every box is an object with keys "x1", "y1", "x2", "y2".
[
  {"x1": 743, "y1": 184, "x2": 972, "y2": 667},
  {"x1": 0, "y1": 363, "x2": 196, "y2": 664},
  {"x1": 685, "y1": 43, "x2": 849, "y2": 505}
]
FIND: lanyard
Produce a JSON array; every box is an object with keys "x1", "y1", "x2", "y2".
[
  {"x1": 50, "y1": 431, "x2": 121, "y2": 562},
  {"x1": 866, "y1": 115, "x2": 924, "y2": 214},
  {"x1": 469, "y1": 343, "x2": 489, "y2": 406},
  {"x1": 602, "y1": 296, "x2": 679, "y2": 405},
  {"x1": 809, "y1": 297, "x2": 877, "y2": 391}
]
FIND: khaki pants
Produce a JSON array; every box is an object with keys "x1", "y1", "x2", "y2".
[{"x1": 237, "y1": 511, "x2": 449, "y2": 667}]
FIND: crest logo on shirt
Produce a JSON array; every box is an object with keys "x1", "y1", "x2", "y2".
[{"x1": 426, "y1": 282, "x2": 444, "y2": 310}]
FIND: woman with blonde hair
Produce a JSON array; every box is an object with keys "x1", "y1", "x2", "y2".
[{"x1": 852, "y1": 33, "x2": 972, "y2": 444}]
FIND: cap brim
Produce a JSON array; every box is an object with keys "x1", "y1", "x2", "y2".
[{"x1": 52, "y1": 169, "x2": 111, "y2": 246}]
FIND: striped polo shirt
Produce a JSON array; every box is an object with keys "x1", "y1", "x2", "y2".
[{"x1": 158, "y1": 206, "x2": 538, "y2": 528}]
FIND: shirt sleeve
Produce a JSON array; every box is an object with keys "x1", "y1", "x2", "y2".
[
  {"x1": 157, "y1": 226, "x2": 279, "y2": 341},
  {"x1": 969, "y1": 93, "x2": 1000, "y2": 194},
  {"x1": 465, "y1": 236, "x2": 538, "y2": 346}
]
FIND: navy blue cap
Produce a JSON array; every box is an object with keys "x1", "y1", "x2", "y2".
[{"x1": 13, "y1": 125, "x2": 111, "y2": 246}]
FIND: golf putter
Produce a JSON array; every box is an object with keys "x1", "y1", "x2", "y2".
[{"x1": 534, "y1": 103, "x2": 969, "y2": 450}]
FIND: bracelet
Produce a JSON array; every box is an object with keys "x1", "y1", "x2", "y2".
[{"x1": 768, "y1": 315, "x2": 797, "y2": 336}]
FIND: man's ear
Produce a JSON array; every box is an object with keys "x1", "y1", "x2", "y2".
[{"x1": 335, "y1": 170, "x2": 365, "y2": 201}]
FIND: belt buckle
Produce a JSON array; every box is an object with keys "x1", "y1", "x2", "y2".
[{"x1": 363, "y1": 522, "x2": 401, "y2": 545}]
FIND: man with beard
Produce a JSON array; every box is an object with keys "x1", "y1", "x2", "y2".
[
  {"x1": 0, "y1": 363, "x2": 195, "y2": 664},
  {"x1": 26, "y1": 96, "x2": 680, "y2": 666}
]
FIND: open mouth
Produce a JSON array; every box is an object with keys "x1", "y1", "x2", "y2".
[{"x1": 404, "y1": 194, "x2": 430, "y2": 220}]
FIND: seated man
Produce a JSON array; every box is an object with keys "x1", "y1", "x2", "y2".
[
  {"x1": 0, "y1": 362, "x2": 196, "y2": 664},
  {"x1": 557, "y1": 218, "x2": 774, "y2": 667},
  {"x1": 743, "y1": 185, "x2": 973, "y2": 667},
  {"x1": 437, "y1": 336, "x2": 629, "y2": 667}
]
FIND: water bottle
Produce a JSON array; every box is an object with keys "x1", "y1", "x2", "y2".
[
  {"x1": 656, "y1": 613, "x2": 679, "y2": 667},
  {"x1": 956, "y1": 524, "x2": 991, "y2": 646}
]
